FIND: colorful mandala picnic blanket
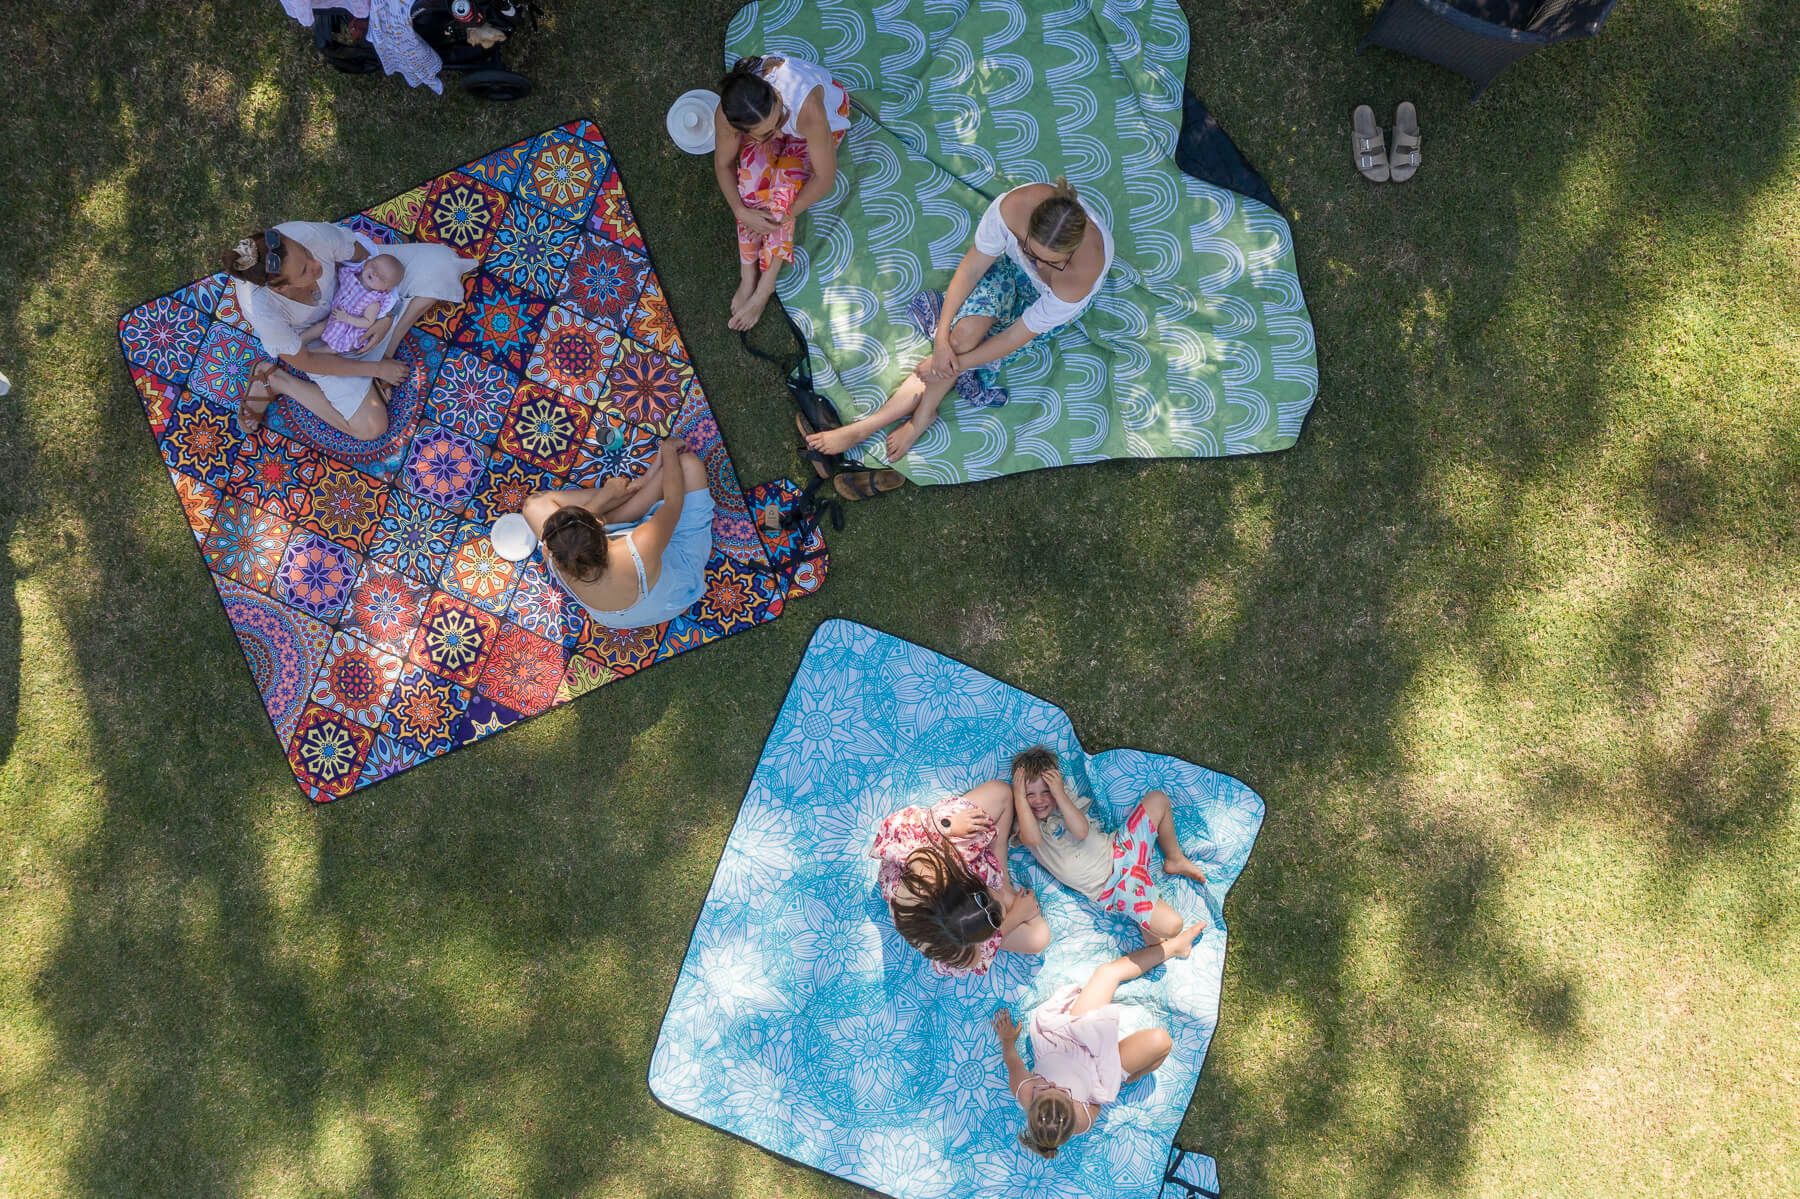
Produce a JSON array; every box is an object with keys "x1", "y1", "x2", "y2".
[
  {"x1": 117, "y1": 121, "x2": 828, "y2": 803},
  {"x1": 650, "y1": 620, "x2": 1262, "y2": 1199},
  {"x1": 724, "y1": 0, "x2": 1319, "y2": 484}
]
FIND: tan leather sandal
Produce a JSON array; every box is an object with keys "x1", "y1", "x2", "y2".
[
  {"x1": 239, "y1": 361, "x2": 280, "y2": 434},
  {"x1": 1390, "y1": 102, "x2": 1421, "y2": 183},
  {"x1": 1352, "y1": 105, "x2": 1390, "y2": 182}
]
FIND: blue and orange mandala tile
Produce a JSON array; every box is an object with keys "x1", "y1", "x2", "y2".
[
  {"x1": 409, "y1": 591, "x2": 500, "y2": 687},
  {"x1": 120, "y1": 295, "x2": 207, "y2": 382},
  {"x1": 519, "y1": 130, "x2": 607, "y2": 222},
  {"x1": 488, "y1": 200, "x2": 582, "y2": 299},
  {"x1": 461, "y1": 450, "x2": 560, "y2": 525},
  {"x1": 302, "y1": 460, "x2": 388, "y2": 551},
  {"x1": 476, "y1": 622, "x2": 570, "y2": 718},
  {"x1": 228, "y1": 427, "x2": 325, "y2": 523},
  {"x1": 310, "y1": 631, "x2": 403, "y2": 727},
  {"x1": 496, "y1": 382, "x2": 589, "y2": 474},
  {"x1": 561, "y1": 234, "x2": 646, "y2": 329},
  {"x1": 525, "y1": 306, "x2": 619, "y2": 406},
  {"x1": 287, "y1": 703, "x2": 376, "y2": 800},
  {"x1": 421, "y1": 172, "x2": 509, "y2": 257},
  {"x1": 203, "y1": 494, "x2": 293, "y2": 593},
  {"x1": 381, "y1": 664, "x2": 472, "y2": 760},
  {"x1": 426, "y1": 347, "x2": 517, "y2": 443},
  {"x1": 342, "y1": 559, "x2": 431, "y2": 657},
  {"x1": 367, "y1": 488, "x2": 461, "y2": 584},
  {"x1": 450, "y1": 273, "x2": 547, "y2": 374},
  {"x1": 439, "y1": 524, "x2": 521, "y2": 616},
  {"x1": 277, "y1": 532, "x2": 360, "y2": 622},
  {"x1": 161, "y1": 390, "x2": 244, "y2": 487}
]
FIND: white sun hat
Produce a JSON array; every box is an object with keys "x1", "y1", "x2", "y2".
[
  {"x1": 489, "y1": 512, "x2": 539, "y2": 563},
  {"x1": 667, "y1": 89, "x2": 720, "y2": 154}
]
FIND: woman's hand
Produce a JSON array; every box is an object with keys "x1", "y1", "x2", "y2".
[
  {"x1": 370, "y1": 358, "x2": 407, "y2": 385},
  {"x1": 736, "y1": 205, "x2": 784, "y2": 237},
  {"x1": 1004, "y1": 887, "x2": 1040, "y2": 925},
  {"x1": 991, "y1": 1009, "x2": 1020, "y2": 1045},
  {"x1": 939, "y1": 806, "x2": 995, "y2": 840},
  {"x1": 916, "y1": 341, "x2": 961, "y2": 382}
]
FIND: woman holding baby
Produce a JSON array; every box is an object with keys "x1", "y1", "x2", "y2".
[{"x1": 221, "y1": 223, "x2": 476, "y2": 439}]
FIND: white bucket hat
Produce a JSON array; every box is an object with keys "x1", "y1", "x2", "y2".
[{"x1": 667, "y1": 89, "x2": 720, "y2": 154}]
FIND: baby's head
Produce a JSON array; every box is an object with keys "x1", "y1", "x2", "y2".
[
  {"x1": 359, "y1": 253, "x2": 404, "y2": 292},
  {"x1": 1011, "y1": 746, "x2": 1061, "y2": 820},
  {"x1": 1018, "y1": 1086, "x2": 1081, "y2": 1159}
]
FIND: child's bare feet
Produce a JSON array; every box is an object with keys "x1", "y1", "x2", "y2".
[
  {"x1": 1162, "y1": 851, "x2": 1207, "y2": 886},
  {"x1": 1166, "y1": 921, "x2": 1207, "y2": 960},
  {"x1": 804, "y1": 424, "x2": 868, "y2": 456},
  {"x1": 729, "y1": 289, "x2": 773, "y2": 332},
  {"x1": 729, "y1": 272, "x2": 758, "y2": 320},
  {"x1": 885, "y1": 421, "x2": 921, "y2": 460}
]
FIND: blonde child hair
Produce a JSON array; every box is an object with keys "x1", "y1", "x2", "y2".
[{"x1": 1018, "y1": 1086, "x2": 1082, "y2": 1159}]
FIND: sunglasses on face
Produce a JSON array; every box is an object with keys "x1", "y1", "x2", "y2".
[
  {"x1": 971, "y1": 888, "x2": 1005, "y2": 931},
  {"x1": 263, "y1": 228, "x2": 285, "y2": 278},
  {"x1": 1024, "y1": 245, "x2": 1073, "y2": 273}
]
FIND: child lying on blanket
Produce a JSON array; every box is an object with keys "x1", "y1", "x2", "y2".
[
  {"x1": 992, "y1": 919, "x2": 1208, "y2": 1158},
  {"x1": 299, "y1": 254, "x2": 404, "y2": 355},
  {"x1": 1010, "y1": 746, "x2": 1208, "y2": 945},
  {"x1": 804, "y1": 177, "x2": 1115, "y2": 461}
]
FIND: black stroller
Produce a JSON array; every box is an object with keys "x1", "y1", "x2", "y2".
[{"x1": 312, "y1": 1, "x2": 538, "y2": 101}]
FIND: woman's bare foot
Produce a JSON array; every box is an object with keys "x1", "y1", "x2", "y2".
[
  {"x1": 1166, "y1": 921, "x2": 1207, "y2": 960},
  {"x1": 729, "y1": 267, "x2": 759, "y2": 320},
  {"x1": 1162, "y1": 851, "x2": 1208, "y2": 885},
  {"x1": 729, "y1": 288, "x2": 774, "y2": 332},
  {"x1": 804, "y1": 424, "x2": 870, "y2": 456},
  {"x1": 884, "y1": 420, "x2": 921, "y2": 460},
  {"x1": 238, "y1": 393, "x2": 272, "y2": 435}
]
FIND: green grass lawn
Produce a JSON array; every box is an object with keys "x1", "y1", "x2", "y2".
[{"x1": 3, "y1": 0, "x2": 1797, "y2": 1195}]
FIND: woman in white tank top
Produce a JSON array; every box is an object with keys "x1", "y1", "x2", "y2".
[{"x1": 711, "y1": 54, "x2": 853, "y2": 332}]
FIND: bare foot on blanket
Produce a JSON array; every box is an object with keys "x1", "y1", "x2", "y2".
[
  {"x1": 1165, "y1": 921, "x2": 1208, "y2": 961},
  {"x1": 1162, "y1": 851, "x2": 1208, "y2": 886},
  {"x1": 884, "y1": 421, "x2": 921, "y2": 460},
  {"x1": 729, "y1": 289, "x2": 771, "y2": 332},
  {"x1": 804, "y1": 424, "x2": 867, "y2": 456}
]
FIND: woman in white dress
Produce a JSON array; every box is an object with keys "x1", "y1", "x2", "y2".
[{"x1": 222, "y1": 223, "x2": 475, "y2": 439}]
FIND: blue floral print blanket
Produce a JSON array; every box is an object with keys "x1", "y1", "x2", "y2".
[{"x1": 649, "y1": 620, "x2": 1262, "y2": 1198}]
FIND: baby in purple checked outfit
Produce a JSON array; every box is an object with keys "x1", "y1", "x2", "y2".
[{"x1": 302, "y1": 254, "x2": 405, "y2": 354}]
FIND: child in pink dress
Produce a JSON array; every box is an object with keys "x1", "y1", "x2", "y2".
[
  {"x1": 992, "y1": 919, "x2": 1207, "y2": 1158},
  {"x1": 302, "y1": 254, "x2": 404, "y2": 354}
]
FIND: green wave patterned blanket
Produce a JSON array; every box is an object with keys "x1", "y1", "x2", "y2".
[{"x1": 725, "y1": 0, "x2": 1318, "y2": 484}]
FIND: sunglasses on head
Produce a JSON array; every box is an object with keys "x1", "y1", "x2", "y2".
[
  {"x1": 971, "y1": 888, "x2": 1005, "y2": 931},
  {"x1": 263, "y1": 228, "x2": 285, "y2": 278}
]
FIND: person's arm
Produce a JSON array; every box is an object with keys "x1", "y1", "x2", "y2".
[
  {"x1": 785, "y1": 95, "x2": 838, "y2": 218},
  {"x1": 627, "y1": 439, "x2": 693, "y2": 562},
  {"x1": 996, "y1": 887, "x2": 1039, "y2": 935},
  {"x1": 942, "y1": 318, "x2": 1035, "y2": 373},
  {"x1": 1011, "y1": 767, "x2": 1043, "y2": 849},
  {"x1": 1071, "y1": 922, "x2": 1207, "y2": 1017},
  {"x1": 988, "y1": 784, "x2": 1016, "y2": 893},
  {"x1": 520, "y1": 477, "x2": 638, "y2": 536},
  {"x1": 298, "y1": 318, "x2": 330, "y2": 343},
  {"x1": 712, "y1": 112, "x2": 783, "y2": 236},
  {"x1": 1045, "y1": 766, "x2": 1088, "y2": 841},
  {"x1": 991, "y1": 1010, "x2": 1034, "y2": 1109},
  {"x1": 916, "y1": 243, "x2": 1000, "y2": 381}
]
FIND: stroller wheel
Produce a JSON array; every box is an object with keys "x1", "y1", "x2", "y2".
[{"x1": 461, "y1": 68, "x2": 532, "y2": 101}]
